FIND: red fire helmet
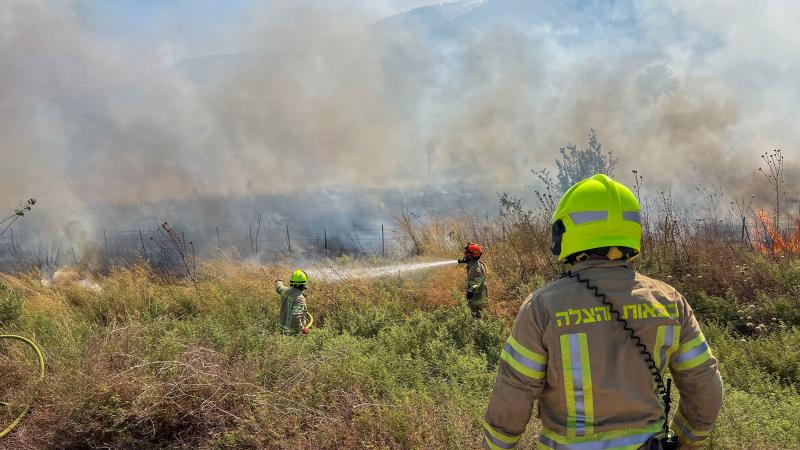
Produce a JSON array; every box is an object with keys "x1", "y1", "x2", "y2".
[{"x1": 464, "y1": 242, "x2": 483, "y2": 258}]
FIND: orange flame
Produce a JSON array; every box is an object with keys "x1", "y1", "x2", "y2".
[{"x1": 753, "y1": 209, "x2": 800, "y2": 255}]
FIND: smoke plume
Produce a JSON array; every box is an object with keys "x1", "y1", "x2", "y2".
[{"x1": 1, "y1": 0, "x2": 798, "y2": 238}]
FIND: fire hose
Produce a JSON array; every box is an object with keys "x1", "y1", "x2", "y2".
[
  {"x1": 306, "y1": 312, "x2": 314, "y2": 329},
  {"x1": 0, "y1": 335, "x2": 45, "y2": 440}
]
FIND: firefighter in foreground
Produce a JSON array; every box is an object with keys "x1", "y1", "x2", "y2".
[
  {"x1": 483, "y1": 174, "x2": 722, "y2": 450},
  {"x1": 275, "y1": 269, "x2": 309, "y2": 335},
  {"x1": 458, "y1": 242, "x2": 488, "y2": 319}
]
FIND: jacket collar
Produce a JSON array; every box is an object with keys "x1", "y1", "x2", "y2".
[{"x1": 568, "y1": 258, "x2": 631, "y2": 274}]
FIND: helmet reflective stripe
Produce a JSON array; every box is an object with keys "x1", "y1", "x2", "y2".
[
  {"x1": 623, "y1": 211, "x2": 641, "y2": 224},
  {"x1": 569, "y1": 211, "x2": 608, "y2": 225},
  {"x1": 570, "y1": 211, "x2": 641, "y2": 225}
]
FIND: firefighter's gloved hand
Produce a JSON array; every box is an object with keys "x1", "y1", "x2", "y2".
[
  {"x1": 457, "y1": 258, "x2": 467, "y2": 264},
  {"x1": 466, "y1": 289, "x2": 474, "y2": 300},
  {"x1": 302, "y1": 326, "x2": 309, "y2": 335}
]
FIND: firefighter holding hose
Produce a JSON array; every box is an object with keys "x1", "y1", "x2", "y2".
[
  {"x1": 458, "y1": 242, "x2": 488, "y2": 319},
  {"x1": 482, "y1": 174, "x2": 722, "y2": 450},
  {"x1": 275, "y1": 269, "x2": 310, "y2": 335}
]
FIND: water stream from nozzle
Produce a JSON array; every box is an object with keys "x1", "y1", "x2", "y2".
[{"x1": 307, "y1": 259, "x2": 458, "y2": 282}]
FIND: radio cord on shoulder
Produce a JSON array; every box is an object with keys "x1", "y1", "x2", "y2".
[{"x1": 562, "y1": 270, "x2": 673, "y2": 434}]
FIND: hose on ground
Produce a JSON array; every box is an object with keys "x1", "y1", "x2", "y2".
[{"x1": 0, "y1": 335, "x2": 45, "y2": 439}]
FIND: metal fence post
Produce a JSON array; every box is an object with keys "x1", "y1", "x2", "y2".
[
  {"x1": 216, "y1": 226, "x2": 221, "y2": 248},
  {"x1": 741, "y1": 216, "x2": 746, "y2": 241},
  {"x1": 381, "y1": 224, "x2": 385, "y2": 257},
  {"x1": 103, "y1": 229, "x2": 108, "y2": 253},
  {"x1": 10, "y1": 227, "x2": 15, "y2": 253},
  {"x1": 286, "y1": 225, "x2": 292, "y2": 253},
  {"x1": 139, "y1": 229, "x2": 147, "y2": 258},
  {"x1": 323, "y1": 228, "x2": 327, "y2": 254},
  {"x1": 249, "y1": 225, "x2": 254, "y2": 255}
]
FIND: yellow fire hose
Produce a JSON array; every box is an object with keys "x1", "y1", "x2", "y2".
[
  {"x1": 306, "y1": 312, "x2": 314, "y2": 329},
  {"x1": 0, "y1": 335, "x2": 45, "y2": 440}
]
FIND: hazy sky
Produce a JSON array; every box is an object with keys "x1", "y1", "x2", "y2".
[
  {"x1": 71, "y1": 0, "x2": 445, "y2": 61},
  {"x1": 2, "y1": 0, "x2": 799, "y2": 232}
]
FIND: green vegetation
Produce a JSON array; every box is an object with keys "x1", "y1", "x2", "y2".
[{"x1": 0, "y1": 250, "x2": 799, "y2": 449}]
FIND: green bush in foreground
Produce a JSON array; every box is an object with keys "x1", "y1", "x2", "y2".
[{"x1": 0, "y1": 265, "x2": 798, "y2": 449}]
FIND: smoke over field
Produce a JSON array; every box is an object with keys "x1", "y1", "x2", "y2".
[
  {"x1": 3, "y1": 4, "x2": 800, "y2": 449},
  {"x1": 1, "y1": 0, "x2": 799, "y2": 241}
]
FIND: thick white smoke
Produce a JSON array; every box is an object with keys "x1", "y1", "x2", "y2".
[{"x1": 1, "y1": 0, "x2": 798, "y2": 237}]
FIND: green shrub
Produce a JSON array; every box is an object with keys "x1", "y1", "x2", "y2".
[
  {"x1": 0, "y1": 283, "x2": 23, "y2": 327},
  {"x1": 2, "y1": 262, "x2": 798, "y2": 449}
]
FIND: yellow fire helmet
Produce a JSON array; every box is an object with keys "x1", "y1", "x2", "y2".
[
  {"x1": 289, "y1": 269, "x2": 308, "y2": 286},
  {"x1": 550, "y1": 174, "x2": 641, "y2": 261}
]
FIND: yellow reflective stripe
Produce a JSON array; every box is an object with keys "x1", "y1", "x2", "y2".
[
  {"x1": 672, "y1": 334, "x2": 712, "y2": 371},
  {"x1": 650, "y1": 325, "x2": 667, "y2": 387},
  {"x1": 654, "y1": 326, "x2": 666, "y2": 379},
  {"x1": 501, "y1": 335, "x2": 547, "y2": 380},
  {"x1": 578, "y1": 333, "x2": 594, "y2": 436},
  {"x1": 654, "y1": 325, "x2": 681, "y2": 377},
  {"x1": 484, "y1": 437, "x2": 514, "y2": 450},
  {"x1": 508, "y1": 335, "x2": 547, "y2": 364},
  {"x1": 672, "y1": 350, "x2": 710, "y2": 371},
  {"x1": 561, "y1": 333, "x2": 594, "y2": 438},
  {"x1": 561, "y1": 334, "x2": 577, "y2": 437},
  {"x1": 666, "y1": 326, "x2": 680, "y2": 366},
  {"x1": 500, "y1": 351, "x2": 545, "y2": 379},
  {"x1": 677, "y1": 334, "x2": 706, "y2": 354},
  {"x1": 483, "y1": 421, "x2": 522, "y2": 445},
  {"x1": 672, "y1": 412, "x2": 710, "y2": 443},
  {"x1": 540, "y1": 423, "x2": 662, "y2": 447}
]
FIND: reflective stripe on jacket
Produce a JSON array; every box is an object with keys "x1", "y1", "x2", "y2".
[
  {"x1": 275, "y1": 281, "x2": 307, "y2": 334},
  {"x1": 484, "y1": 259, "x2": 722, "y2": 450},
  {"x1": 467, "y1": 259, "x2": 489, "y2": 305}
]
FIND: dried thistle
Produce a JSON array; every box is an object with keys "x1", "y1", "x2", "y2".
[{"x1": 1, "y1": 198, "x2": 37, "y2": 239}]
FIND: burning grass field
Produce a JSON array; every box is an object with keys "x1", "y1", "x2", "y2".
[{"x1": 0, "y1": 247, "x2": 799, "y2": 449}]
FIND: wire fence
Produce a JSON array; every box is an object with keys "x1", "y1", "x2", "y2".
[
  {"x1": 0, "y1": 214, "x2": 772, "y2": 272},
  {"x1": 0, "y1": 224, "x2": 412, "y2": 263}
]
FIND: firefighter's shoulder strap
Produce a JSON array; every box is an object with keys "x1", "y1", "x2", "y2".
[{"x1": 563, "y1": 270, "x2": 679, "y2": 448}]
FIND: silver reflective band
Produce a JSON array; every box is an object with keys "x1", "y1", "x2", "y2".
[
  {"x1": 659, "y1": 326, "x2": 677, "y2": 372},
  {"x1": 503, "y1": 343, "x2": 546, "y2": 372},
  {"x1": 674, "y1": 420, "x2": 703, "y2": 442},
  {"x1": 623, "y1": 211, "x2": 641, "y2": 224},
  {"x1": 484, "y1": 430, "x2": 517, "y2": 449},
  {"x1": 569, "y1": 211, "x2": 608, "y2": 225},
  {"x1": 539, "y1": 431, "x2": 657, "y2": 449},
  {"x1": 568, "y1": 334, "x2": 588, "y2": 437},
  {"x1": 674, "y1": 341, "x2": 709, "y2": 363}
]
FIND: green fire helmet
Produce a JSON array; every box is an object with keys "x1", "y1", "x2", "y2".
[
  {"x1": 289, "y1": 269, "x2": 308, "y2": 286},
  {"x1": 550, "y1": 174, "x2": 641, "y2": 261}
]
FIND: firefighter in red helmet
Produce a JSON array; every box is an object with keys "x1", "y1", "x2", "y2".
[{"x1": 458, "y1": 242, "x2": 488, "y2": 319}]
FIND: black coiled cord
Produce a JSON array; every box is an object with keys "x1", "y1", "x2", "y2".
[{"x1": 564, "y1": 270, "x2": 672, "y2": 432}]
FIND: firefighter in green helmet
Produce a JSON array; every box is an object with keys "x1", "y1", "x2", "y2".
[
  {"x1": 482, "y1": 174, "x2": 722, "y2": 450},
  {"x1": 275, "y1": 269, "x2": 309, "y2": 335}
]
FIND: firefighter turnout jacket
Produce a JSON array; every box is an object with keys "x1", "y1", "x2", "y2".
[
  {"x1": 467, "y1": 259, "x2": 489, "y2": 305},
  {"x1": 484, "y1": 259, "x2": 722, "y2": 450},
  {"x1": 275, "y1": 281, "x2": 307, "y2": 335}
]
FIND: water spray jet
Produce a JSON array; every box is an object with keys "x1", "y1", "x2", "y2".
[{"x1": 307, "y1": 259, "x2": 459, "y2": 283}]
